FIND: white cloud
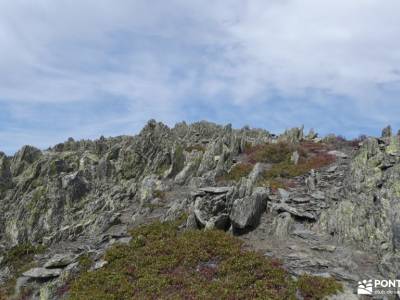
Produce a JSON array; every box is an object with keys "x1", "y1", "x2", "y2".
[{"x1": 0, "y1": 0, "x2": 400, "y2": 153}]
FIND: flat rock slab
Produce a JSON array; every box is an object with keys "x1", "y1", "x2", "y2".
[
  {"x1": 44, "y1": 253, "x2": 76, "y2": 268},
  {"x1": 23, "y1": 267, "x2": 62, "y2": 279},
  {"x1": 311, "y1": 245, "x2": 337, "y2": 252},
  {"x1": 326, "y1": 165, "x2": 338, "y2": 173},
  {"x1": 273, "y1": 203, "x2": 316, "y2": 221},
  {"x1": 198, "y1": 187, "x2": 232, "y2": 194},
  {"x1": 291, "y1": 197, "x2": 310, "y2": 203}
]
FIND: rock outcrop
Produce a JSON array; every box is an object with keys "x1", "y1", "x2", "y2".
[{"x1": 1, "y1": 121, "x2": 400, "y2": 299}]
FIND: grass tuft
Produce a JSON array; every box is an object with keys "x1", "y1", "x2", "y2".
[{"x1": 297, "y1": 274, "x2": 343, "y2": 299}]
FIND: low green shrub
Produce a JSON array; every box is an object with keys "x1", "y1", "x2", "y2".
[
  {"x1": 245, "y1": 142, "x2": 294, "y2": 164},
  {"x1": 297, "y1": 274, "x2": 343, "y2": 299},
  {"x1": 221, "y1": 163, "x2": 253, "y2": 182},
  {"x1": 69, "y1": 219, "x2": 342, "y2": 300}
]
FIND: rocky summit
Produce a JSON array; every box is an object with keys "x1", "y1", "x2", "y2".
[{"x1": 1, "y1": 120, "x2": 400, "y2": 299}]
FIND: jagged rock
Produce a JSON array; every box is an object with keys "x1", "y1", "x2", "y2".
[
  {"x1": 305, "y1": 170, "x2": 317, "y2": 191},
  {"x1": 273, "y1": 203, "x2": 316, "y2": 221},
  {"x1": 0, "y1": 266, "x2": 10, "y2": 284},
  {"x1": 306, "y1": 129, "x2": 318, "y2": 140},
  {"x1": 272, "y1": 212, "x2": 293, "y2": 238},
  {"x1": 3, "y1": 120, "x2": 400, "y2": 297},
  {"x1": 291, "y1": 151, "x2": 300, "y2": 165},
  {"x1": 186, "y1": 212, "x2": 199, "y2": 229},
  {"x1": 278, "y1": 188, "x2": 290, "y2": 202},
  {"x1": 247, "y1": 163, "x2": 265, "y2": 184},
  {"x1": 205, "y1": 214, "x2": 230, "y2": 230},
  {"x1": 62, "y1": 171, "x2": 89, "y2": 200},
  {"x1": 230, "y1": 187, "x2": 268, "y2": 229},
  {"x1": 44, "y1": 253, "x2": 77, "y2": 268},
  {"x1": 10, "y1": 145, "x2": 42, "y2": 176},
  {"x1": 194, "y1": 191, "x2": 229, "y2": 229},
  {"x1": 382, "y1": 125, "x2": 392, "y2": 138},
  {"x1": 280, "y1": 126, "x2": 304, "y2": 143},
  {"x1": 23, "y1": 267, "x2": 62, "y2": 279}
]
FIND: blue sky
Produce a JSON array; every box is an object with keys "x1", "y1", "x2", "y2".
[{"x1": 1, "y1": 0, "x2": 400, "y2": 154}]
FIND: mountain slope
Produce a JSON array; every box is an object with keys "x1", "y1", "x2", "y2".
[{"x1": 1, "y1": 120, "x2": 399, "y2": 299}]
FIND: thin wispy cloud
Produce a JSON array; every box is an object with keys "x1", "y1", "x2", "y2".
[{"x1": 0, "y1": 0, "x2": 399, "y2": 154}]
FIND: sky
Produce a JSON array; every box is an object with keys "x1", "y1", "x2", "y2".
[{"x1": 1, "y1": 0, "x2": 400, "y2": 154}]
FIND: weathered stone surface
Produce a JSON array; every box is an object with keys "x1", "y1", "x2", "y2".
[
  {"x1": 44, "y1": 253, "x2": 76, "y2": 268},
  {"x1": 198, "y1": 187, "x2": 232, "y2": 194},
  {"x1": 23, "y1": 267, "x2": 62, "y2": 279},
  {"x1": 327, "y1": 150, "x2": 348, "y2": 158},
  {"x1": 3, "y1": 120, "x2": 400, "y2": 297},
  {"x1": 278, "y1": 188, "x2": 290, "y2": 202},
  {"x1": 194, "y1": 192, "x2": 228, "y2": 228},
  {"x1": 93, "y1": 260, "x2": 108, "y2": 270},
  {"x1": 230, "y1": 187, "x2": 268, "y2": 229},
  {"x1": 273, "y1": 203, "x2": 316, "y2": 221}
]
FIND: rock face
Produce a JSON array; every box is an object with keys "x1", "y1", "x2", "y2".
[
  {"x1": 230, "y1": 187, "x2": 267, "y2": 229},
  {"x1": 1, "y1": 121, "x2": 400, "y2": 299}
]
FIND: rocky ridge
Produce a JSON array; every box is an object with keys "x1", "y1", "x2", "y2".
[{"x1": 0, "y1": 120, "x2": 400, "y2": 299}]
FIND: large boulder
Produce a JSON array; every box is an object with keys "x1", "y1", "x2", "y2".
[
  {"x1": 44, "y1": 253, "x2": 77, "y2": 269},
  {"x1": 193, "y1": 187, "x2": 232, "y2": 230},
  {"x1": 230, "y1": 187, "x2": 268, "y2": 230}
]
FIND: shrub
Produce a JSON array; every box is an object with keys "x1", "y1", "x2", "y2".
[
  {"x1": 245, "y1": 143, "x2": 294, "y2": 164},
  {"x1": 297, "y1": 274, "x2": 343, "y2": 299},
  {"x1": 78, "y1": 254, "x2": 94, "y2": 273},
  {"x1": 0, "y1": 243, "x2": 46, "y2": 297},
  {"x1": 259, "y1": 153, "x2": 335, "y2": 187},
  {"x1": 2, "y1": 243, "x2": 46, "y2": 271},
  {"x1": 68, "y1": 219, "x2": 343, "y2": 300},
  {"x1": 222, "y1": 163, "x2": 253, "y2": 182}
]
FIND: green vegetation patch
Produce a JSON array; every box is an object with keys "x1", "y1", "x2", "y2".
[
  {"x1": 69, "y1": 220, "x2": 342, "y2": 300},
  {"x1": 245, "y1": 142, "x2": 294, "y2": 164},
  {"x1": 245, "y1": 141, "x2": 336, "y2": 190},
  {"x1": 0, "y1": 243, "x2": 46, "y2": 296},
  {"x1": 218, "y1": 163, "x2": 253, "y2": 182},
  {"x1": 298, "y1": 274, "x2": 343, "y2": 300}
]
